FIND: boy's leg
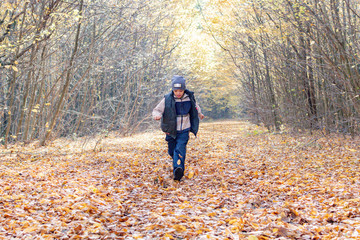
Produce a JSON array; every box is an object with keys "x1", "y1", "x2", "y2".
[
  {"x1": 165, "y1": 135, "x2": 176, "y2": 159},
  {"x1": 173, "y1": 131, "x2": 189, "y2": 178}
]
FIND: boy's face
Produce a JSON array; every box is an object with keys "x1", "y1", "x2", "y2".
[{"x1": 173, "y1": 89, "x2": 185, "y2": 99}]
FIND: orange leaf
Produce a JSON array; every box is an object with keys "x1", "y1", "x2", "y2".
[
  {"x1": 173, "y1": 224, "x2": 186, "y2": 232},
  {"x1": 165, "y1": 233, "x2": 174, "y2": 239}
]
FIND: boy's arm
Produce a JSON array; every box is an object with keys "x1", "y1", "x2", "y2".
[
  {"x1": 152, "y1": 98, "x2": 165, "y2": 120},
  {"x1": 196, "y1": 103, "x2": 205, "y2": 120}
]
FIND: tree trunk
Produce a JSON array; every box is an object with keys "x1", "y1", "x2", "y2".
[{"x1": 40, "y1": 0, "x2": 84, "y2": 146}]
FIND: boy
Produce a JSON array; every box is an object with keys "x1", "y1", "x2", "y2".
[{"x1": 153, "y1": 75, "x2": 205, "y2": 181}]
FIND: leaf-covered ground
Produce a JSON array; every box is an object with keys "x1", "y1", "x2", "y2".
[{"x1": 0, "y1": 121, "x2": 359, "y2": 239}]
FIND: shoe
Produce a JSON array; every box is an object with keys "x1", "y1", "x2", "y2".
[{"x1": 174, "y1": 167, "x2": 184, "y2": 181}]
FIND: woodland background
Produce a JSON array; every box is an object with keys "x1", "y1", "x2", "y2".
[
  {"x1": 0, "y1": 0, "x2": 359, "y2": 145},
  {"x1": 0, "y1": 1, "x2": 359, "y2": 239}
]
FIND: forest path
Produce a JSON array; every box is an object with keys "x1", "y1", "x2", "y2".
[{"x1": 0, "y1": 120, "x2": 359, "y2": 239}]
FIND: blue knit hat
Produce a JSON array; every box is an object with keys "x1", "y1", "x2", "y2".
[{"x1": 171, "y1": 75, "x2": 186, "y2": 90}]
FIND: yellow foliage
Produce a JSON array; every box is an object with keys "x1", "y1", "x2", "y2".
[{"x1": 173, "y1": 224, "x2": 187, "y2": 232}]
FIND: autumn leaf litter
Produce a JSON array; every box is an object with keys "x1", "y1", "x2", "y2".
[{"x1": 0, "y1": 121, "x2": 359, "y2": 239}]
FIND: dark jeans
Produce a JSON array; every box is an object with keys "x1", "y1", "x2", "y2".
[{"x1": 165, "y1": 131, "x2": 189, "y2": 175}]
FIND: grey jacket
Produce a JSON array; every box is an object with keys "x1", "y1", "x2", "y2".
[{"x1": 153, "y1": 90, "x2": 202, "y2": 138}]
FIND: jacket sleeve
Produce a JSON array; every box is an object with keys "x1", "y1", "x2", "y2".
[
  {"x1": 195, "y1": 103, "x2": 202, "y2": 115},
  {"x1": 152, "y1": 98, "x2": 165, "y2": 119}
]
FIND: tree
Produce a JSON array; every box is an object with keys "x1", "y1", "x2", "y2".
[{"x1": 200, "y1": 0, "x2": 359, "y2": 134}]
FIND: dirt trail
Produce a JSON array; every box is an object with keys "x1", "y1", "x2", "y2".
[{"x1": 0, "y1": 121, "x2": 359, "y2": 239}]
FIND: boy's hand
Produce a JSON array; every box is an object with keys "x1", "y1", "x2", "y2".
[
  {"x1": 199, "y1": 113, "x2": 205, "y2": 120},
  {"x1": 154, "y1": 116, "x2": 162, "y2": 120}
]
